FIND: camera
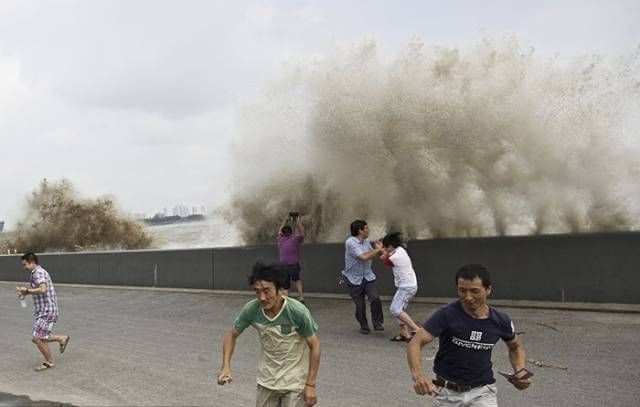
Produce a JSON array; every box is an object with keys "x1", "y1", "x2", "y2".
[{"x1": 289, "y1": 211, "x2": 299, "y2": 220}]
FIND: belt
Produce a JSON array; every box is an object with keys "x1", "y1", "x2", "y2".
[{"x1": 432, "y1": 377, "x2": 475, "y2": 393}]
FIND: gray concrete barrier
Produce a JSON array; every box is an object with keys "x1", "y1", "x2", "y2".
[{"x1": 1, "y1": 232, "x2": 638, "y2": 303}]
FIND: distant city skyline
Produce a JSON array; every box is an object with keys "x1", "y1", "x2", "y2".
[{"x1": 130, "y1": 205, "x2": 208, "y2": 220}]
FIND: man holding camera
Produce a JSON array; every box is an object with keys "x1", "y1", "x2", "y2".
[
  {"x1": 407, "y1": 264, "x2": 532, "y2": 406},
  {"x1": 277, "y1": 211, "x2": 306, "y2": 302}
]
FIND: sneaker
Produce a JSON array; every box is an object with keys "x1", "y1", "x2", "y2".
[
  {"x1": 360, "y1": 326, "x2": 371, "y2": 335},
  {"x1": 373, "y1": 323, "x2": 385, "y2": 331}
]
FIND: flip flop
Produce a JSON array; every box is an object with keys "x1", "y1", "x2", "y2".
[
  {"x1": 35, "y1": 362, "x2": 55, "y2": 372},
  {"x1": 60, "y1": 336, "x2": 70, "y2": 354},
  {"x1": 390, "y1": 334, "x2": 412, "y2": 342}
]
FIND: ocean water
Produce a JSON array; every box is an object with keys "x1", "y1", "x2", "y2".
[
  {"x1": 226, "y1": 37, "x2": 640, "y2": 244},
  {"x1": 146, "y1": 217, "x2": 240, "y2": 249}
]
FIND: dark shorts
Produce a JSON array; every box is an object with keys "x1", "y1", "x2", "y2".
[{"x1": 281, "y1": 264, "x2": 301, "y2": 289}]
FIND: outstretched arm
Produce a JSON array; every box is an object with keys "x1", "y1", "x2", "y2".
[
  {"x1": 373, "y1": 240, "x2": 390, "y2": 257},
  {"x1": 296, "y1": 215, "x2": 305, "y2": 238},
  {"x1": 277, "y1": 213, "x2": 290, "y2": 236},
  {"x1": 217, "y1": 328, "x2": 241, "y2": 385},
  {"x1": 346, "y1": 238, "x2": 384, "y2": 263},
  {"x1": 357, "y1": 247, "x2": 384, "y2": 261}
]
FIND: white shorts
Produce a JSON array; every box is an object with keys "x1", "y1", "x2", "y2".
[{"x1": 389, "y1": 286, "x2": 417, "y2": 325}]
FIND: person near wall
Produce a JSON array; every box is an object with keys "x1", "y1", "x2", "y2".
[
  {"x1": 343, "y1": 219, "x2": 384, "y2": 334},
  {"x1": 375, "y1": 232, "x2": 421, "y2": 342},
  {"x1": 276, "y1": 212, "x2": 306, "y2": 303}
]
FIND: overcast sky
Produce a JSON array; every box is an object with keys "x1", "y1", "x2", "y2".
[{"x1": 1, "y1": 0, "x2": 639, "y2": 226}]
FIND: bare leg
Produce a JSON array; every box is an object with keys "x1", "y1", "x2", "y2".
[
  {"x1": 397, "y1": 312, "x2": 420, "y2": 332},
  {"x1": 46, "y1": 334, "x2": 66, "y2": 345},
  {"x1": 32, "y1": 338, "x2": 54, "y2": 364},
  {"x1": 295, "y1": 280, "x2": 304, "y2": 300}
]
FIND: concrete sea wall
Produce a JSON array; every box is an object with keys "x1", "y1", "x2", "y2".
[{"x1": 1, "y1": 232, "x2": 638, "y2": 304}]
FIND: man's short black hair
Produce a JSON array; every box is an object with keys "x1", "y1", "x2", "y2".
[
  {"x1": 248, "y1": 261, "x2": 287, "y2": 291},
  {"x1": 350, "y1": 220, "x2": 367, "y2": 237},
  {"x1": 382, "y1": 232, "x2": 403, "y2": 248},
  {"x1": 455, "y1": 264, "x2": 491, "y2": 288},
  {"x1": 281, "y1": 225, "x2": 293, "y2": 235},
  {"x1": 21, "y1": 252, "x2": 39, "y2": 264}
]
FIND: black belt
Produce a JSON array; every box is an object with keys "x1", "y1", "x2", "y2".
[{"x1": 432, "y1": 377, "x2": 477, "y2": 393}]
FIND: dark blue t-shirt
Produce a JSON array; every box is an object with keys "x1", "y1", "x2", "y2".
[{"x1": 423, "y1": 301, "x2": 516, "y2": 386}]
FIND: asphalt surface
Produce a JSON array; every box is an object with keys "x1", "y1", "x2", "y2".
[{"x1": 1, "y1": 283, "x2": 639, "y2": 406}]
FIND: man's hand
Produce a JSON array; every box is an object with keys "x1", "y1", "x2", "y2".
[
  {"x1": 509, "y1": 370, "x2": 532, "y2": 390},
  {"x1": 16, "y1": 286, "x2": 28, "y2": 296},
  {"x1": 216, "y1": 368, "x2": 233, "y2": 385},
  {"x1": 413, "y1": 374, "x2": 440, "y2": 396},
  {"x1": 303, "y1": 385, "x2": 317, "y2": 406}
]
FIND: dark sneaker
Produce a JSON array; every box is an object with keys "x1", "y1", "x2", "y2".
[
  {"x1": 360, "y1": 326, "x2": 371, "y2": 334},
  {"x1": 373, "y1": 323, "x2": 385, "y2": 331}
]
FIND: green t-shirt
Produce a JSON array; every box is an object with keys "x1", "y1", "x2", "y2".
[{"x1": 234, "y1": 296, "x2": 319, "y2": 391}]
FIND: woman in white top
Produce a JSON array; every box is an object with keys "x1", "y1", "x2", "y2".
[{"x1": 375, "y1": 233, "x2": 421, "y2": 342}]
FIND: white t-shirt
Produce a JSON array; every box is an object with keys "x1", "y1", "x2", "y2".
[{"x1": 388, "y1": 247, "x2": 418, "y2": 288}]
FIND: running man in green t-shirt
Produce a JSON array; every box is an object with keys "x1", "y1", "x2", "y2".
[{"x1": 217, "y1": 262, "x2": 321, "y2": 407}]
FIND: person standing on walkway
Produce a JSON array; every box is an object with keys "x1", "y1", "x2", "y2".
[
  {"x1": 217, "y1": 262, "x2": 321, "y2": 407},
  {"x1": 276, "y1": 212, "x2": 305, "y2": 302},
  {"x1": 16, "y1": 252, "x2": 70, "y2": 372},
  {"x1": 343, "y1": 219, "x2": 384, "y2": 334},
  {"x1": 375, "y1": 232, "x2": 421, "y2": 342},
  {"x1": 407, "y1": 264, "x2": 531, "y2": 406}
]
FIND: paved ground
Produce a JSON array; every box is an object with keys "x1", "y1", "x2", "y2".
[{"x1": 1, "y1": 283, "x2": 639, "y2": 407}]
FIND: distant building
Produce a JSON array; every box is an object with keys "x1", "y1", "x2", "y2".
[{"x1": 0, "y1": 221, "x2": 4, "y2": 233}]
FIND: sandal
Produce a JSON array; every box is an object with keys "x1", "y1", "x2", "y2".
[
  {"x1": 60, "y1": 336, "x2": 70, "y2": 354},
  {"x1": 35, "y1": 362, "x2": 55, "y2": 372},
  {"x1": 390, "y1": 334, "x2": 412, "y2": 342}
]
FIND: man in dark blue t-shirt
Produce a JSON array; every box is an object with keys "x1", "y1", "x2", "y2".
[{"x1": 407, "y1": 264, "x2": 531, "y2": 406}]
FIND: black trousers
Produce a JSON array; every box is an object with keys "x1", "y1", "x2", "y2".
[{"x1": 346, "y1": 279, "x2": 383, "y2": 328}]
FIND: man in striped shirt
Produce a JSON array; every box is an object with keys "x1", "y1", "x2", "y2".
[{"x1": 16, "y1": 252, "x2": 70, "y2": 372}]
